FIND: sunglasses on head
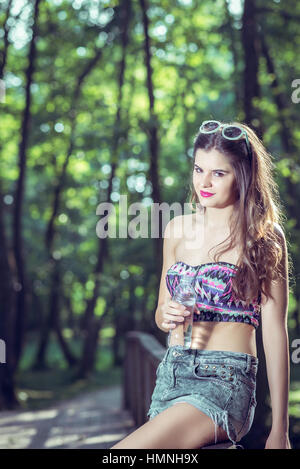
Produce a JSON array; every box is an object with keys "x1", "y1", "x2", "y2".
[{"x1": 199, "y1": 120, "x2": 252, "y2": 162}]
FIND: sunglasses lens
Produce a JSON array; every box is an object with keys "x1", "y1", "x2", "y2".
[
  {"x1": 223, "y1": 126, "x2": 242, "y2": 139},
  {"x1": 202, "y1": 121, "x2": 219, "y2": 132}
]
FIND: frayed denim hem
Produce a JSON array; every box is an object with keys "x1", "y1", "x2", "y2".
[
  {"x1": 147, "y1": 396, "x2": 238, "y2": 446},
  {"x1": 202, "y1": 405, "x2": 237, "y2": 446}
]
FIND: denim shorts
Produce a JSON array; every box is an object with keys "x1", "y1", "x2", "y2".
[{"x1": 147, "y1": 346, "x2": 258, "y2": 446}]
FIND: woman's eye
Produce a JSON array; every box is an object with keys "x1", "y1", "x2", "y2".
[{"x1": 194, "y1": 168, "x2": 224, "y2": 177}]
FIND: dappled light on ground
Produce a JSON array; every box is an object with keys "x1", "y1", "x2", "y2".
[{"x1": 0, "y1": 386, "x2": 135, "y2": 449}]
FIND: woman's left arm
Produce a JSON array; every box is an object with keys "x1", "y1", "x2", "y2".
[{"x1": 261, "y1": 225, "x2": 291, "y2": 449}]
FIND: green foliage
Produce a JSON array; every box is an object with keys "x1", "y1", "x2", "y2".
[{"x1": 1, "y1": 0, "x2": 300, "y2": 446}]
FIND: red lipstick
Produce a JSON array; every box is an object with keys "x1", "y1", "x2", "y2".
[{"x1": 200, "y1": 190, "x2": 214, "y2": 198}]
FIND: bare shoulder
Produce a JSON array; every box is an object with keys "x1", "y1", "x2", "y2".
[
  {"x1": 273, "y1": 222, "x2": 285, "y2": 238},
  {"x1": 263, "y1": 221, "x2": 287, "y2": 256},
  {"x1": 174, "y1": 212, "x2": 197, "y2": 230},
  {"x1": 273, "y1": 222, "x2": 288, "y2": 259},
  {"x1": 164, "y1": 213, "x2": 192, "y2": 239}
]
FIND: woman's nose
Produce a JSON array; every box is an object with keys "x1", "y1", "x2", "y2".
[{"x1": 201, "y1": 174, "x2": 212, "y2": 187}]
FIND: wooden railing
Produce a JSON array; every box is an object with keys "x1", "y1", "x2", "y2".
[{"x1": 122, "y1": 331, "x2": 166, "y2": 427}]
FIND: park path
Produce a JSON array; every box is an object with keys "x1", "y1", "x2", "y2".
[{"x1": 0, "y1": 385, "x2": 136, "y2": 449}]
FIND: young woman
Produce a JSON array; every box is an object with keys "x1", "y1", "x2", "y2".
[{"x1": 110, "y1": 120, "x2": 291, "y2": 449}]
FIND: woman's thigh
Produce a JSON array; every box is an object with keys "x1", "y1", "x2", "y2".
[{"x1": 110, "y1": 402, "x2": 229, "y2": 449}]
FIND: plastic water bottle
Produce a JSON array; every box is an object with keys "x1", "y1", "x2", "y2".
[{"x1": 167, "y1": 276, "x2": 197, "y2": 349}]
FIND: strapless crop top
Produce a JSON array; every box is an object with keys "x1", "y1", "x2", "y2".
[{"x1": 166, "y1": 261, "x2": 261, "y2": 329}]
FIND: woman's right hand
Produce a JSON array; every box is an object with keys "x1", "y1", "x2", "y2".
[{"x1": 161, "y1": 299, "x2": 190, "y2": 330}]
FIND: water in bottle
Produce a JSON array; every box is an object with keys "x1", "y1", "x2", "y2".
[{"x1": 167, "y1": 275, "x2": 197, "y2": 349}]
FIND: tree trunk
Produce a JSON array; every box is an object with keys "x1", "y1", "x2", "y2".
[
  {"x1": 12, "y1": 0, "x2": 42, "y2": 372},
  {"x1": 139, "y1": 0, "x2": 163, "y2": 281},
  {"x1": 241, "y1": 0, "x2": 268, "y2": 448},
  {"x1": 224, "y1": 0, "x2": 243, "y2": 113},
  {"x1": 0, "y1": 0, "x2": 20, "y2": 409},
  {"x1": 33, "y1": 260, "x2": 77, "y2": 370},
  {"x1": 0, "y1": 180, "x2": 19, "y2": 409},
  {"x1": 241, "y1": 0, "x2": 264, "y2": 139},
  {"x1": 74, "y1": 317, "x2": 102, "y2": 379},
  {"x1": 50, "y1": 261, "x2": 77, "y2": 366}
]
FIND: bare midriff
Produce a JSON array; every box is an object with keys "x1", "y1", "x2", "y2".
[{"x1": 190, "y1": 321, "x2": 257, "y2": 357}]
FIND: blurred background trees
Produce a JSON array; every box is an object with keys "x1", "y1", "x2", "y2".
[{"x1": 0, "y1": 0, "x2": 299, "y2": 449}]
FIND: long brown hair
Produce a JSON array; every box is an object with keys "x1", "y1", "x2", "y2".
[{"x1": 188, "y1": 121, "x2": 293, "y2": 306}]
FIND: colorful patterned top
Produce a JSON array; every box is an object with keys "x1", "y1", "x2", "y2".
[{"x1": 166, "y1": 261, "x2": 261, "y2": 329}]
